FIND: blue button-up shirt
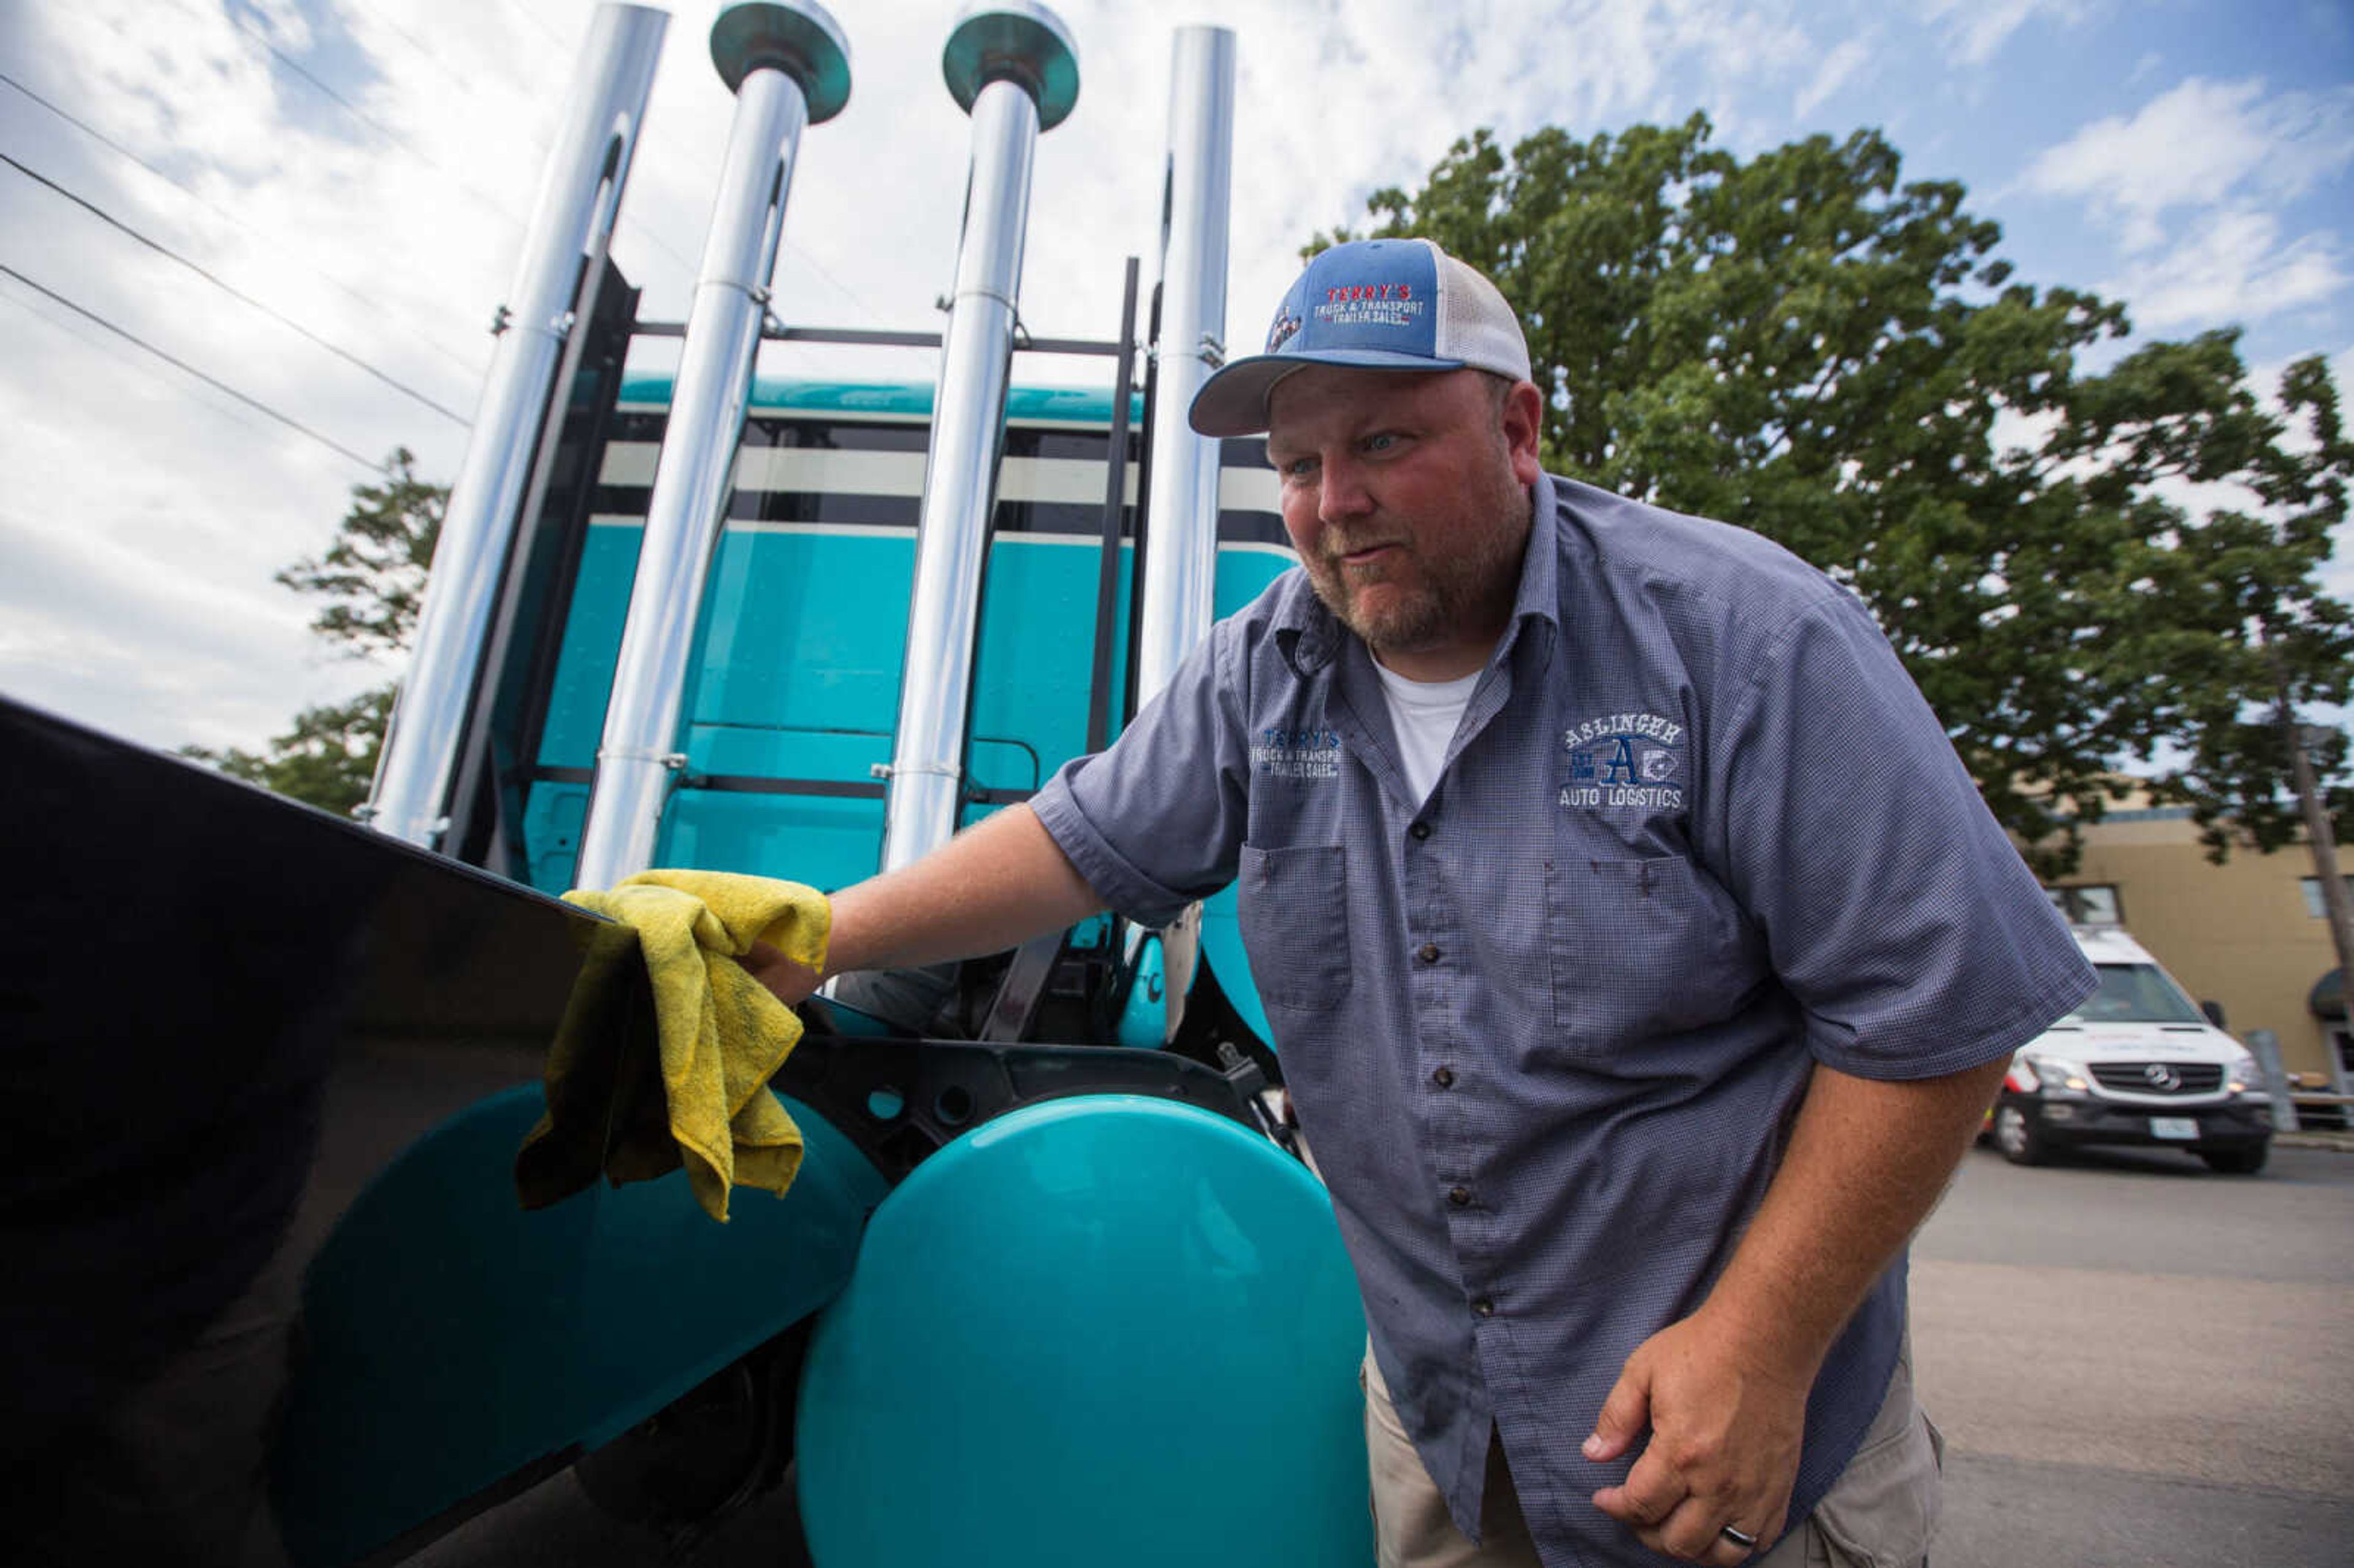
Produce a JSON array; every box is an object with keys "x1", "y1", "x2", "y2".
[{"x1": 1031, "y1": 473, "x2": 2092, "y2": 1566}]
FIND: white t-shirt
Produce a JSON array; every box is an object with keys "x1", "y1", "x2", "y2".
[{"x1": 1371, "y1": 659, "x2": 1481, "y2": 805}]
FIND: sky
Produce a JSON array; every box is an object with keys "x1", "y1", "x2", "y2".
[{"x1": 2, "y1": 0, "x2": 2350, "y2": 758}]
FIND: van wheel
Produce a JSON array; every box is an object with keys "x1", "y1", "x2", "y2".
[
  {"x1": 2200, "y1": 1145, "x2": 2268, "y2": 1175},
  {"x1": 1992, "y1": 1103, "x2": 2047, "y2": 1166}
]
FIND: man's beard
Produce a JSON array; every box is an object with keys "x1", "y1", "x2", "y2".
[{"x1": 1302, "y1": 467, "x2": 1532, "y2": 658}]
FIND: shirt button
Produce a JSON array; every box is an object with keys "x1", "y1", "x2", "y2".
[
  {"x1": 1447, "y1": 1185, "x2": 1471, "y2": 1208},
  {"x1": 1418, "y1": 942, "x2": 1442, "y2": 964},
  {"x1": 1471, "y1": 1296, "x2": 1495, "y2": 1317},
  {"x1": 1432, "y1": 1066, "x2": 1455, "y2": 1088},
  {"x1": 1409, "y1": 821, "x2": 1431, "y2": 841}
]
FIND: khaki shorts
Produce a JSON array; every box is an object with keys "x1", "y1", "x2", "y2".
[{"x1": 1363, "y1": 1339, "x2": 1943, "y2": 1568}]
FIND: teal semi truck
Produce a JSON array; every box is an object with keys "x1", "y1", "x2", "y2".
[
  {"x1": 1, "y1": 6, "x2": 1372, "y2": 1566},
  {"x1": 508, "y1": 372, "x2": 1293, "y2": 1058}
]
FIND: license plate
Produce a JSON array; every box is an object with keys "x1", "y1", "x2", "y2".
[{"x1": 2150, "y1": 1116, "x2": 2200, "y2": 1140}]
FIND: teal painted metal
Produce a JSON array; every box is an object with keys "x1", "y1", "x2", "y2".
[
  {"x1": 1200, "y1": 887, "x2": 1275, "y2": 1049},
  {"x1": 521, "y1": 525, "x2": 1149, "y2": 899},
  {"x1": 270, "y1": 1091, "x2": 885, "y2": 1566},
  {"x1": 615, "y1": 371, "x2": 1144, "y2": 426},
  {"x1": 520, "y1": 379, "x2": 1298, "y2": 1049},
  {"x1": 1114, "y1": 932, "x2": 1168, "y2": 1048},
  {"x1": 793, "y1": 1095, "x2": 1370, "y2": 1568}
]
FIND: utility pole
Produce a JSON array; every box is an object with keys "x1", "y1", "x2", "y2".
[{"x1": 2283, "y1": 699, "x2": 2354, "y2": 1098}]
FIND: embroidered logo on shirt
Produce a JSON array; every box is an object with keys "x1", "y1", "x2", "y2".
[
  {"x1": 1560, "y1": 713, "x2": 1685, "y2": 811},
  {"x1": 1254, "y1": 728, "x2": 1342, "y2": 780}
]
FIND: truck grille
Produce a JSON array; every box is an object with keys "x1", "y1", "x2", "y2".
[{"x1": 2089, "y1": 1062, "x2": 2223, "y2": 1096}]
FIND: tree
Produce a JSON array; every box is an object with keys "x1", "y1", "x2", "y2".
[
  {"x1": 181, "y1": 449, "x2": 446, "y2": 814},
  {"x1": 1318, "y1": 117, "x2": 2353, "y2": 876},
  {"x1": 275, "y1": 444, "x2": 446, "y2": 659},
  {"x1": 181, "y1": 688, "x2": 397, "y2": 820}
]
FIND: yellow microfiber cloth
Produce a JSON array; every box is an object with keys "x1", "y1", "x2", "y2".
[{"x1": 516, "y1": 869, "x2": 829, "y2": 1222}]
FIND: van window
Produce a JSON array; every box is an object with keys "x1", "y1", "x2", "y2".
[{"x1": 2065, "y1": 963, "x2": 2204, "y2": 1025}]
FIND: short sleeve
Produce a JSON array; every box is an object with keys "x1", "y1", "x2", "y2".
[
  {"x1": 1028, "y1": 619, "x2": 1254, "y2": 929},
  {"x1": 1707, "y1": 591, "x2": 2094, "y2": 1079}
]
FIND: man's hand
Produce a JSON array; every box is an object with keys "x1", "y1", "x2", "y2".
[
  {"x1": 742, "y1": 939, "x2": 825, "y2": 1010},
  {"x1": 734, "y1": 804, "x2": 1106, "y2": 1015},
  {"x1": 1585, "y1": 1307, "x2": 1810, "y2": 1562},
  {"x1": 1582, "y1": 1054, "x2": 2009, "y2": 1562}
]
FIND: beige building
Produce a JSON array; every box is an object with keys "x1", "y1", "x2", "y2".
[{"x1": 2035, "y1": 800, "x2": 2350, "y2": 1090}]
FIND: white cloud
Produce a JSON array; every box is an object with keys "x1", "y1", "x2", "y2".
[
  {"x1": 2024, "y1": 76, "x2": 2354, "y2": 252},
  {"x1": 2101, "y1": 209, "x2": 2345, "y2": 330},
  {"x1": 2, "y1": 0, "x2": 2348, "y2": 766},
  {"x1": 1919, "y1": 0, "x2": 2089, "y2": 67},
  {"x1": 1795, "y1": 36, "x2": 1870, "y2": 121}
]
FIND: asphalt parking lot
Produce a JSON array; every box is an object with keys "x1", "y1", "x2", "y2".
[{"x1": 1914, "y1": 1141, "x2": 2354, "y2": 1567}]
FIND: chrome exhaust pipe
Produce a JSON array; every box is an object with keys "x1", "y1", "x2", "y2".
[
  {"x1": 1137, "y1": 28, "x2": 1234, "y2": 1040},
  {"x1": 875, "y1": 1, "x2": 1081, "y2": 874},
  {"x1": 1135, "y1": 25, "x2": 1235, "y2": 709},
  {"x1": 367, "y1": 3, "x2": 667, "y2": 851},
  {"x1": 570, "y1": 1, "x2": 852, "y2": 889}
]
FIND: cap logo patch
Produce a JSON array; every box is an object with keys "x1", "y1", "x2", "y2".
[
  {"x1": 1265, "y1": 310, "x2": 1303, "y2": 352},
  {"x1": 1312, "y1": 281, "x2": 1425, "y2": 332}
]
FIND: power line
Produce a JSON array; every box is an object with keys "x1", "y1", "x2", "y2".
[
  {"x1": 0, "y1": 70, "x2": 486, "y2": 382},
  {"x1": 197, "y1": 0, "x2": 467, "y2": 200},
  {"x1": 164, "y1": 0, "x2": 535, "y2": 248},
  {"x1": 0, "y1": 261, "x2": 383, "y2": 471},
  {"x1": 350, "y1": 0, "x2": 542, "y2": 116},
  {"x1": 496, "y1": 0, "x2": 571, "y2": 51},
  {"x1": 0, "y1": 266, "x2": 178, "y2": 387},
  {"x1": 1, "y1": 150, "x2": 470, "y2": 426},
  {"x1": 340, "y1": 0, "x2": 706, "y2": 305}
]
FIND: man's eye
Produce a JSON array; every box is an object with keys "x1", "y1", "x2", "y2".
[
  {"x1": 1281, "y1": 457, "x2": 1317, "y2": 478},
  {"x1": 1364, "y1": 433, "x2": 1399, "y2": 453}
]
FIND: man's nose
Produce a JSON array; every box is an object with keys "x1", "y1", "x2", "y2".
[{"x1": 1317, "y1": 454, "x2": 1374, "y2": 522}]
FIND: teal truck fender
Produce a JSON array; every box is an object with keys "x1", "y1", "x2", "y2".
[
  {"x1": 796, "y1": 1092, "x2": 1371, "y2": 1568},
  {"x1": 270, "y1": 1087, "x2": 887, "y2": 1566}
]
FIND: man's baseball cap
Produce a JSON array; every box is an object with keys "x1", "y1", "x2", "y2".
[{"x1": 1188, "y1": 237, "x2": 1531, "y2": 437}]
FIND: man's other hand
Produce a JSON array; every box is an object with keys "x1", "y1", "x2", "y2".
[
  {"x1": 742, "y1": 939, "x2": 825, "y2": 1010},
  {"x1": 1583, "y1": 1308, "x2": 1808, "y2": 1563}
]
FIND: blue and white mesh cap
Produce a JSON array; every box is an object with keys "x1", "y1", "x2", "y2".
[{"x1": 1189, "y1": 237, "x2": 1532, "y2": 437}]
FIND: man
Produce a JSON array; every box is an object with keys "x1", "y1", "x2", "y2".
[{"x1": 748, "y1": 238, "x2": 2093, "y2": 1567}]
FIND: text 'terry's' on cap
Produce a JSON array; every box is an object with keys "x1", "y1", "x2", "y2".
[{"x1": 1187, "y1": 237, "x2": 1532, "y2": 438}]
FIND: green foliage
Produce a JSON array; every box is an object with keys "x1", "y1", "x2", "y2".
[
  {"x1": 181, "y1": 685, "x2": 396, "y2": 820},
  {"x1": 1317, "y1": 118, "x2": 2353, "y2": 875},
  {"x1": 181, "y1": 448, "x2": 446, "y2": 813},
  {"x1": 276, "y1": 446, "x2": 446, "y2": 658}
]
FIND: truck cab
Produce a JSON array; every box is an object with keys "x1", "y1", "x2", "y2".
[{"x1": 1989, "y1": 926, "x2": 2273, "y2": 1173}]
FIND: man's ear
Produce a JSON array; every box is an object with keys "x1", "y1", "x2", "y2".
[{"x1": 1501, "y1": 379, "x2": 1544, "y2": 485}]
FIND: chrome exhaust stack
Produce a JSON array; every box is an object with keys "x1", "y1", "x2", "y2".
[
  {"x1": 570, "y1": 1, "x2": 852, "y2": 889},
  {"x1": 367, "y1": 3, "x2": 668, "y2": 851},
  {"x1": 1135, "y1": 28, "x2": 1235, "y2": 1040},
  {"x1": 1135, "y1": 25, "x2": 1236, "y2": 709},
  {"x1": 875, "y1": 1, "x2": 1080, "y2": 874}
]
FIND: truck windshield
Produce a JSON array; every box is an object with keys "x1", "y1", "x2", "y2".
[{"x1": 2064, "y1": 963, "x2": 2204, "y2": 1024}]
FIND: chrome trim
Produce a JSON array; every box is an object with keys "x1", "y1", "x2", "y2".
[
  {"x1": 571, "y1": 4, "x2": 850, "y2": 888},
  {"x1": 876, "y1": 7, "x2": 1076, "y2": 873},
  {"x1": 367, "y1": 4, "x2": 668, "y2": 850},
  {"x1": 1133, "y1": 25, "x2": 1235, "y2": 709}
]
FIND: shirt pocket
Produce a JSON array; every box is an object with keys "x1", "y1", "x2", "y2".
[
  {"x1": 1237, "y1": 843, "x2": 1353, "y2": 1011},
  {"x1": 1546, "y1": 851, "x2": 1743, "y2": 1050}
]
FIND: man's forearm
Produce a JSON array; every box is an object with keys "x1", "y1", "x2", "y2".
[
  {"x1": 820, "y1": 803, "x2": 1106, "y2": 980},
  {"x1": 1702, "y1": 1054, "x2": 2009, "y2": 1377}
]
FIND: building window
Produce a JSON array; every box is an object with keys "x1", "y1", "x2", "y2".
[
  {"x1": 2302, "y1": 876, "x2": 2353, "y2": 919},
  {"x1": 2046, "y1": 885, "x2": 2122, "y2": 926}
]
